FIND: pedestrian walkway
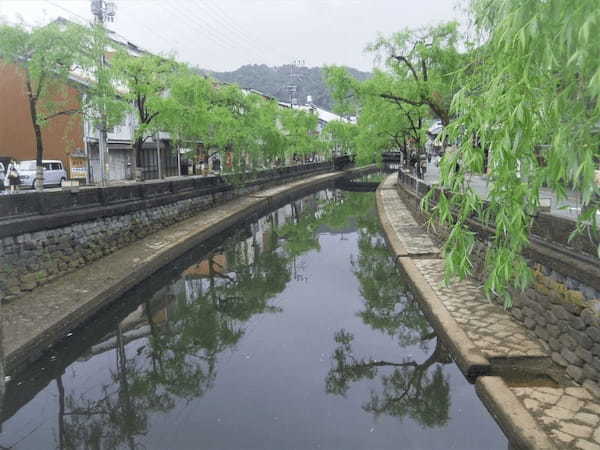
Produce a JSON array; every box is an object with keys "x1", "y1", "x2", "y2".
[
  {"x1": 377, "y1": 173, "x2": 600, "y2": 450},
  {"x1": 420, "y1": 163, "x2": 589, "y2": 221}
]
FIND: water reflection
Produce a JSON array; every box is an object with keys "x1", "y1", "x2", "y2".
[
  {"x1": 0, "y1": 189, "x2": 506, "y2": 450},
  {"x1": 1, "y1": 189, "x2": 356, "y2": 448},
  {"x1": 51, "y1": 192, "x2": 342, "y2": 449},
  {"x1": 326, "y1": 210, "x2": 453, "y2": 428}
]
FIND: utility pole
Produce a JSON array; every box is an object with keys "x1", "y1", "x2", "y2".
[
  {"x1": 91, "y1": 0, "x2": 116, "y2": 186},
  {"x1": 287, "y1": 58, "x2": 304, "y2": 108}
]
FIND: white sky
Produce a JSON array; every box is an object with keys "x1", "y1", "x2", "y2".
[{"x1": 0, "y1": 0, "x2": 461, "y2": 72}]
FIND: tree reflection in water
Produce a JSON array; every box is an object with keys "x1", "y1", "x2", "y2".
[
  {"x1": 326, "y1": 208, "x2": 453, "y2": 428},
  {"x1": 52, "y1": 190, "x2": 343, "y2": 449},
  {"x1": 5, "y1": 189, "x2": 449, "y2": 449}
]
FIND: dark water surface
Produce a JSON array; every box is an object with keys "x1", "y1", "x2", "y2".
[{"x1": 1, "y1": 189, "x2": 507, "y2": 450}]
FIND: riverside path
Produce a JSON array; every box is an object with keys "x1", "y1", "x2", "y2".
[{"x1": 377, "y1": 173, "x2": 600, "y2": 450}]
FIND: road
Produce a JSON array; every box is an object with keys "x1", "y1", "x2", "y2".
[{"x1": 420, "y1": 159, "x2": 591, "y2": 221}]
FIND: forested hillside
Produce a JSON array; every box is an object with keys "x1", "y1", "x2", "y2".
[{"x1": 210, "y1": 64, "x2": 370, "y2": 111}]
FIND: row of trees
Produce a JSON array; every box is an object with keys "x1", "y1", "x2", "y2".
[
  {"x1": 324, "y1": 0, "x2": 600, "y2": 304},
  {"x1": 0, "y1": 20, "x2": 338, "y2": 189}
]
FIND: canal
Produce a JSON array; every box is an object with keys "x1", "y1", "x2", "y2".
[{"x1": 0, "y1": 186, "x2": 507, "y2": 449}]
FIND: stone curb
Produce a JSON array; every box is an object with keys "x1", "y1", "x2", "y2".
[
  {"x1": 6, "y1": 166, "x2": 375, "y2": 374},
  {"x1": 476, "y1": 377, "x2": 559, "y2": 450},
  {"x1": 376, "y1": 180, "x2": 490, "y2": 381}
]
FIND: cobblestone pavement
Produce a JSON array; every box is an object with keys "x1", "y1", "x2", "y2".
[
  {"x1": 380, "y1": 188, "x2": 439, "y2": 256},
  {"x1": 379, "y1": 174, "x2": 397, "y2": 190},
  {"x1": 379, "y1": 173, "x2": 600, "y2": 449},
  {"x1": 415, "y1": 258, "x2": 547, "y2": 358},
  {"x1": 512, "y1": 386, "x2": 600, "y2": 449}
]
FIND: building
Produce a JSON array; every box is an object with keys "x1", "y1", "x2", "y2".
[
  {"x1": 0, "y1": 19, "x2": 179, "y2": 184},
  {"x1": 0, "y1": 62, "x2": 85, "y2": 178}
]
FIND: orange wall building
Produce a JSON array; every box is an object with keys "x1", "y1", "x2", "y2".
[{"x1": 0, "y1": 62, "x2": 85, "y2": 168}]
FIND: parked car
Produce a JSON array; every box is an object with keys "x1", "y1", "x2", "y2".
[
  {"x1": 18, "y1": 160, "x2": 67, "y2": 188},
  {"x1": 0, "y1": 156, "x2": 12, "y2": 190}
]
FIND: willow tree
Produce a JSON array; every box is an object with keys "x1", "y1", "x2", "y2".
[
  {"x1": 0, "y1": 21, "x2": 104, "y2": 189},
  {"x1": 243, "y1": 95, "x2": 286, "y2": 167},
  {"x1": 424, "y1": 0, "x2": 600, "y2": 305},
  {"x1": 358, "y1": 72, "x2": 428, "y2": 165},
  {"x1": 325, "y1": 22, "x2": 464, "y2": 133},
  {"x1": 111, "y1": 52, "x2": 181, "y2": 171},
  {"x1": 154, "y1": 69, "x2": 213, "y2": 156},
  {"x1": 158, "y1": 73, "x2": 286, "y2": 172},
  {"x1": 205, "y1": 85, "x2": 285, "y2": 171},
  {"x1": 324, "y1": 27, "x2": 456, "y2": 165},
  {"x1": 321, "y1": 119, "x2": 358, "y2": 161},
  {"x1": 279, "y1": 107, "x2": 321, "y2": 161}
]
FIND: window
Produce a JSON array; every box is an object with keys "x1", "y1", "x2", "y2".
[
  {"x1": 42, "y1": 163, "x2": 52, "y2": 170},
  {"x1": 51, "y1": 163, "x2": 62, "y2": 170}
]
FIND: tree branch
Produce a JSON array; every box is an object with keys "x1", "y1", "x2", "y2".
[
  {"x1": 146, "y1": 111, "x2": 159, "y2": 123},
  {"x1": 42, "y1": 109, "x2": 80, "y2": 121},
  {"x1": 392, "y1": 54, "x2": 420, "y2": 82},
  {"x1": 380, "y1": 93, "x2": 423, "y2": 108}
]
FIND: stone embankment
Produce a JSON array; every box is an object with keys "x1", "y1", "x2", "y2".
[
  {"x1": 397, "y1": 169, "x2": 600, "y2": 390},
  {"x1": 377, "y1": 173, "x2": 600, "y2": 450},
  {"x1": 3, "y1": 166, "x2": 374, "y2": 376},
  {"x1": 0, "y1": 163, "x2": 332, "y2": 301}
]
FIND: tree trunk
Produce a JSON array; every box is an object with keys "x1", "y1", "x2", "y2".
[
  {"x1": 56, "y1": 374, "x2": 66, "y2": 450},
  {"x1": 133, "y1": 137, "x2": 144, "y2": 181},
  {"x1": 24, "y1": 70, "x2": 45, "y2": 191},
  {"x1": 134, "y1": 137, "x2": 144, "y2": 169}
]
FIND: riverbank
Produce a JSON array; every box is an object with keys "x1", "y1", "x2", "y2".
[
  {"x1": 3, "y1": 166, "x2": 375, "y2": 375},
  {"x1": 376, "y1": 173, "x2": 600, "y2": 450}
]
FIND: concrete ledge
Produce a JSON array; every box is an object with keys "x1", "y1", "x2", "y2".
[
  {"x1": 376, "y1": 181, "x2": 490, "y2": 380},
  {"x1": 395, "y1": 256, "x2": 490, "y2": 380},
  {"x1": 476, "y1": 377, "x2": 559, "y2": 450},
  {"x1": 376, "y1": 191, "x2": 410, "y2": 257}
]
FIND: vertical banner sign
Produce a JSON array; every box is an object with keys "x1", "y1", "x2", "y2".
[{"x1": 69, "y1": 155, "x2": 88, "y2": 179}]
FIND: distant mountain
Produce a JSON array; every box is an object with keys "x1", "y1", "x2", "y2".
[{"x1": 208, "y1": 64, "x2": 371, "y2": 111}]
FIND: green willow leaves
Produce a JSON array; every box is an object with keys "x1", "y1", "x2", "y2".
[{"x1": 434, "y1": 0, "x2": 600, "y2": 305}]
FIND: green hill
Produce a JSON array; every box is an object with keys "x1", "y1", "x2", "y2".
[{"x1": 209, "y1": 64, "x2": 370, "y2": 111}]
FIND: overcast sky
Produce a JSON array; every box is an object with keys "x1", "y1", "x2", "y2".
[{"x1": 0, "y1": 0, "x2": 461, "y2": 72}]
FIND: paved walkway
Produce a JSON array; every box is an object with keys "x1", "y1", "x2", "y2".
[
  {"x1": 378, "y1": 173, "x2": 600, "y2": 450},
  {"x1": 420, "y1": 162, "x2": 590, "y2": 220}
]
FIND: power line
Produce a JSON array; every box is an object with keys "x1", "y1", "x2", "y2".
[
  {"x1": 203, "y1": 0, "x2": 289, "y2": 62},
  {"x1": 197, "y1": 1, "x2": 280, "y2": 63},
  {"x1": 163, "y1": 0, "x2": 241, "y2": 52},
  {"x1": 43, "y1": 0, "x2": 182, "y2": 52},
  {"x1": 43, "y1": 0, "x2": 90, "y2": 24},
  {"x1": 113, "y1": 1, "x2": 184, "y2": 50},
  {"x1": 164, "y1": 0, "x2": 269, "y2": 63}
]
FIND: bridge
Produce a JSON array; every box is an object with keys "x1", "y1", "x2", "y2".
[
  {"x1": 381, "y1": 151, "x2": 404, "y2": 171},
  {"x1": 334, "y1": 178, "x2": 379, "y2": 192}
]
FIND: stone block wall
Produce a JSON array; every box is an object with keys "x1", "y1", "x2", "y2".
[
  {"x1": 508, "y1": 266, "x2": 600, "y2": 393},
  {"x1": 0, "y1": 163, "x2": 331, "y2": 302},
  {"x1": 396, "y1": 170, "x2": 600, "y2": 391}
]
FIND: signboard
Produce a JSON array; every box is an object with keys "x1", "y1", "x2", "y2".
[{"x1": 68, "y1": 155, "x2": 88, "y2": 180}]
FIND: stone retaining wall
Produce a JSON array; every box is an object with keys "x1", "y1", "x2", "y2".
[
  {"x1": 396, "y1": 170, "x2": 600, "y2": 392},
  {"x1": 0, "y1": 163, "x2": 331, "y2": 301}
]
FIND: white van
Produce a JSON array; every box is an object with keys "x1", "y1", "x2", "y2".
[{"x1": 18, "y1": 160, "x2": 68, "y2": 188}]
